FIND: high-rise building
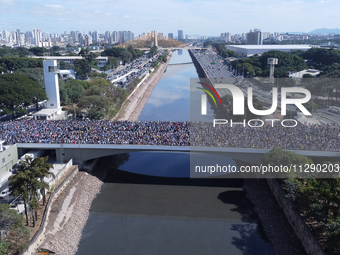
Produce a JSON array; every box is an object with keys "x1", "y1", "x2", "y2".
[
  {"x1": 262, "y1": 32, "x2": 271, "y2": 40},
  {"x1": 151, "y1": 30, "x2": 158, "y2": 47},
  {"x1": 14, "y1": 29, "x2": 20, "y2": 46},
  {"x1": 33, "y1": 28, "x2": 42, "y2": 45},
  {"x1": 178, "y1": 30, "x2": 183, "y2": 40},
  {"x1": 112, "y1": 31, "x2": 119, "y2": 44},
  {"x1": 221, "y1": 32, "x2": 232, "y2": 42},
  {"x1": 2, "y1": 30, "x2": 10, "y2": 42},
  {"x1": 24, "y1": 31, "x2": 33, "y2": 44},
  {"x1": 168, "y1": 33, "x2": 173, "y2": 39},
  {"x1": 92, "y1": 31, "x2": 98, "y2": 43},
  {"x1": 247, "y1": 29, "x2": 262, "y2": 45}
]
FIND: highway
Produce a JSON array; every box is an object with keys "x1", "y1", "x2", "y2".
[
  {"x1": 106, "y1": 50, "x2": 166, "y2": 89},
  {"x1": 191, "y1": 49, "x2": 340, "y2": 123}
]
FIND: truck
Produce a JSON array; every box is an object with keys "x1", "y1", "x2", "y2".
[{"x1": 19, "y1": 149, "x2": 45, "y2": 163}]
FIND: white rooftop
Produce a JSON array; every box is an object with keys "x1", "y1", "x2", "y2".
[
  {"x1": 33, "y1": 108, "x2": 61, "y2": 116},
  {"x1": 289, "y1": 69, "x2": 320, "y2": 79},
  {"x1": 228, "y1": 44, "x2": 314, "y2": 50}
]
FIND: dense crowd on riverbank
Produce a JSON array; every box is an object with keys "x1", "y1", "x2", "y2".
[
  {"x1": 0, "y1": 120, "x2": 190, "y2": 146},
  {"x1": 1, "y1": 120, "x2": 339, "y2": 151},
  {"x1": 191, "y1": 122, "x2": 340, "y2": 151}
]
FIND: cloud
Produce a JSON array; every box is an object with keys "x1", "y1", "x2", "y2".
[
  {"x1": 0, "y1": 0, "x2": 14, "y2": 4},
  {"x1": 44, "y1": 4, "x2": 65, "y2": 9}
]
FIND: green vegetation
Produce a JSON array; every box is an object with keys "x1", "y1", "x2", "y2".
[
  {"x1": 284, "y1": 175, "x2": 340, "y2": 254},
  {"x1": 15, "y1": 67, "x2": 45, "y2": 88},
  {"x1": 0, "y1": 46, "x2": 31, "y2": 57},
  {"x1": 0, "y1": 56, "x2": 43, "y2": 72},
  {"x1": 262, "y1": 149, "x2": 313, "y2": 172},
  {"x1": 158, "y1": 50, "x2": 168, "y2": 62},
  {"x1": 149, "y1": 46, "x2": 158, "y2": 57},
  {"x1": 230, "y1": 50, "x2": 308, "y2": 78},
  {"x1": 213, "y1": 43, "x2": 237, "y2": 58},
  {"x1": 73, "y1": 59, "x2": 91, "y2": 79},
  {"x1": 0, "y1": 45, "x2": 63, "y2": 57},
  {"x1": 9, "y1": 156, "x2": 54, "y2": 227},
  {"x1": 150, "y1": 51, "x2": 168, "y2": 68},
  {"x1": 88, "y1": 72, "x2": 107, "y2": 79},
  {"x1": 0, "y1": 73, "x2": 47, "y2": 113},
  {"x1": 66, "y1": 78, "x2": 128, "y2": 119},
  {"x1": 0, "y1": 204, "x2": 30, "y2": 254},
  {"x1": 262, "y1": 149, "x2": 340, "y2": 254},
  {"x1": 101, "y1": 46, "x2": 144, "y2": 64}
]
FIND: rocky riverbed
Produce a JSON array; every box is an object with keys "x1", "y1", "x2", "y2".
[{"x1": 39, "y1": 169, "x2": 105, "y2": 255}]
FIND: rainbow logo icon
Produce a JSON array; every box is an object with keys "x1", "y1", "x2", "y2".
[{"x1": 197, "y1": 82, "x2": 222, "y2": 107}]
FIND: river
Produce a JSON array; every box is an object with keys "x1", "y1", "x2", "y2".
[{"x1": 75, "y1": 50, "x2": 273, "y2": 255}]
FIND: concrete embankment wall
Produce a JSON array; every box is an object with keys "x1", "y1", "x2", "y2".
[
  {"x1": 21, "y1": 165, "x2": 79, "y2": 255},
  {"x1": 188, "y1": 49, "x2": 208, "y2": 79},
  {"x1": 266, "y1": 179, "x2": 326, "y2": 255},
  {"x1": 188, "y1": 49, "x2": 230, "y2": 118}
]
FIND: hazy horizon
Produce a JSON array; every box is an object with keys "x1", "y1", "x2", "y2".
[{"x1": 1, "y1": 0, "x2": 339, "y2": 36}]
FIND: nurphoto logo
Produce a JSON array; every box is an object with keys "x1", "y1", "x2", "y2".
[{"x1": 198, "y1": 82, "x2": 312, "y2": 128}]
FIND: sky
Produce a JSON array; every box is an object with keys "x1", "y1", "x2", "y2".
[{"x1": 0, "y1": 0, "x2": 339, "y2": 36}]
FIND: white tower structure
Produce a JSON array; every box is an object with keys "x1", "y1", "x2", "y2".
[
  {"x1": 33, "y1": 60, "x2": 63, "y2": 120},
  {"x1": 268, "y1": 58, "x2": 278, "y2": 83},
  {"x1": 43, "y1": 60, "x2": 60, "y2": 109}
]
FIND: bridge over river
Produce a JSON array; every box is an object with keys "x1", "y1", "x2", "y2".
[
  {"x1": 168, "y1": 62, "x2": 193, "y2": 66},
  {"x1": 16, "y1": 143, "x2": 340, "y2": 165}
]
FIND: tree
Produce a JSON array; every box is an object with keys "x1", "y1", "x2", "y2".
[
  {"x1": 16, "y1": 67, "x2": 45, "y2": 88},
  {"x1": 9, "y1": 156, "x2": 53, "y2": 227},
  {"x1": 262, "y1": 148, "x2": 313, "y2": 167},
  {"x1": 0, "y1": 67, "x2": 7, "y2": 74},
  {"x1": 59, "y1": 60, "x2": 71, "y2": 69},
  {"x1": 16, "y1": 47, "x2": 30, "y2": 57},
  {"x1": 0, "y1": 56, "x2": 43, "y2": 71},
  {"x1": 63, "y1": 79, "x2": 85, "y2": 104},
  {"x1": 30, "y1": 156, "x2": 54, "y2": 206},
  {"x1": 73, "y1": 59, "x2": 91, "y2": 79},
  {"x1": 78, "y1": 95, "x2": 109, "y2": 119},
  {"x1": 0, "y1": 239, "x2": 9, "y2": 255},
  {"x1": 49, "y1": 46, "x2": 61, "y2": 56},
  {"x1": 29, "y1": 47, "x2": 47, "y2": 56},
  {"x1": 149, "y1": 46, "x2": 158, "y2": 57},
  {"x1": 9, "y1": 159, "x2": 32, "y2": 226},
  {"x1": 0, "y1": 73, "x2": 47, "y2": 109},
  {"x1": 108, "y1": 57, "x2": 118, "y2": 69},
  {"x1": 77, "y1": 79, "x2": 128, "y2": 119},
  {"x1": 79, "y1": 49, "x2": 98, "y2": 64},
  {"x1": 262, "y1": 148, "x2": 313, "y2": 178},
  {"x1": 0, "y1": 204, "x2": 30, "y2": 254}
]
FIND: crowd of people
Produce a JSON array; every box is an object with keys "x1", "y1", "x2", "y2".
[
  {"x1": 0, "y1": 120, "x2": 339, "y2": 151},
  {"x1": 0, "y1": 120, "x2": 190, "y2": 146},
  {"x1": 191, "y1": 122, "x2": 340, "y2": 151}
]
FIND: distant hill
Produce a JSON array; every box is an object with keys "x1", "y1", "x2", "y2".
[{"x1": 308, "y1": 28, "x2": 340, "y2": 35}]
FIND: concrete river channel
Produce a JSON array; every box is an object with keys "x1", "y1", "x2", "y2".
[{"x1": 75, "y1": 50, "x2": 273, "y2": 255}]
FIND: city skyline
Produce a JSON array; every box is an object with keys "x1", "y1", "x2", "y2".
[{"x1": 1, "y1": 0, "x2": 339, "y2": 36}]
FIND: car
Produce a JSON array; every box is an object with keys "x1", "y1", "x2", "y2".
[{"x1": 0, "y1": 188, "x2": 11, "y2": 198}]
